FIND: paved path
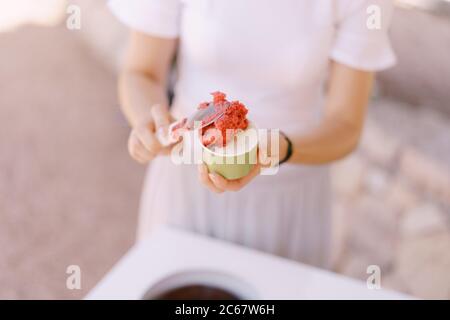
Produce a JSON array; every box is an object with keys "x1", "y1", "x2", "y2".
[{"x1": 0, "y1": 26, "x2": 144, "y2": 299}]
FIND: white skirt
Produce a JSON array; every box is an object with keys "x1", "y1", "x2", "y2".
[{"x1": 137, "y1": 156, "x2": 332, "y2": 269}]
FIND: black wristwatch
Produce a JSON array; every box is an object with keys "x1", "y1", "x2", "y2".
[{"x1": 279, "y1": 131, "x2": 293, "y2": 165}]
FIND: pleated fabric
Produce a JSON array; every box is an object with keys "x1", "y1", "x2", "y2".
[{"x1": 137, "y1": 156, "x2": 332, "y2": 270}]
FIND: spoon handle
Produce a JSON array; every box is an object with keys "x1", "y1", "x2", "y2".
[{"x1": 156, "y1": 118, "x2": 187, "y2": 147}]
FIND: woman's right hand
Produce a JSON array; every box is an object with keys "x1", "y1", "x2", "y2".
[{"x1": 128, "y1": 104, "x2": 172, "y2": 164}]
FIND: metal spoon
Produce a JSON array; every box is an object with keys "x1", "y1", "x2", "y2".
[{"x1": 157, "y1": 102, "x2": 228, "y2": 146}]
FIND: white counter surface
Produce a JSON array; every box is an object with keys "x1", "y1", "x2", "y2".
[{"x1": 87, "y1": 226, "x2": 410, "y2": 300}]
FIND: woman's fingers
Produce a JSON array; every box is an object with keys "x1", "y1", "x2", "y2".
[
  {"x1": 151, "y1": 104, "x2": 171, "y2": 129},
  {"x1": 127, "y1": 106, "x2": 172, "y2": 164},
  {"x1": 209, "y1": 164, "x2": 261, "y2": 192},
  {"x1": 128, "y1": 130, "x2": 156, "y2": 163},
  {"x1": 258, "y1": 137, "x2": 272, "y2": 168},
  {"x1": 152, "y1": 104, "x2": 180, "y2": 150},
  {"x1": 134, "y1": 145, "x2": 155, "y2": 163},
  {"x1": 129, "y1": 142, "x2": 154, "y2": 164},
  {"x1": 208, "y1": 172, "x2": 233, "y2": 191},
  {"x1": 258, "y1": 129, "x2": 280, "y2": 168},
  {"x1": 198, "y1": 164, "x2": 224, "y2": 194},
  {"x1": 134, "y1": 124, "x2": 162, "y2": 153}
]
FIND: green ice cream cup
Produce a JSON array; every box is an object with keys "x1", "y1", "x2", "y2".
[{"x1": 200, "y1": 123, "x2": 258, "y2": 180}]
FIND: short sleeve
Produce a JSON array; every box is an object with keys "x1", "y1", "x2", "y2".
[
  {"x1": 330, "y1": 0, "x2": 397, "y2": 71},
  {"x1": 108, "y1": 0, "x2": 181, "y2": 38}
]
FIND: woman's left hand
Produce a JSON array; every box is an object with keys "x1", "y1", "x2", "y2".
[
  {"x1": 197, "y1": 163, "x2": 261, "y2": 194},
  {"x1": 197, "y1": 129, "x2": 289, "y2": 193}
]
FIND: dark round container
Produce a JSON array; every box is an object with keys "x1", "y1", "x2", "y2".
[{"x1": 142, "y1": 270, "x2": 256, "y2": 300}]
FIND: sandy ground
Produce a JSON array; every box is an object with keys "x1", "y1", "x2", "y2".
[{"x1": 0, "y1": 26, "x2": 144, "y2": 299}]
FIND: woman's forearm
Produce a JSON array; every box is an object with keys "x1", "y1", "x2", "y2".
[
  {"x1": 287, "y1": 114, "x2": 363, "y2": 165},
  {"x1": 118, "y1": 32, "x2": 177, "y2": 129},
  {"x1": 283, "y1": 61, "x2": 372, "y2": 165},
  {"x1": 118, "y1": 71, "x2": 168, "y2": 128}
]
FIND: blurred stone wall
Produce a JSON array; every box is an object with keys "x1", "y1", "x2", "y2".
[
  {"x1": 379, "y1": 5, "x2": 450, "y2": 114},
  {"x1": 332, "y1": 98, "x2": 450, "y2": 299}
]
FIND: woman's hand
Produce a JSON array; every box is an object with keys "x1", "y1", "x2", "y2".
[
  {"x1": 197, "y1": 163, "x2": 261, "y2": 194},
  {"x1": 128, "y1": 104, "x2": 172, "y2": 164},
  {"x1": 197, "y1": 129, "x2": 289, "y2": 193},
  {"x1": 119, "y1": 31, "x2": 178, "y2": 164}
]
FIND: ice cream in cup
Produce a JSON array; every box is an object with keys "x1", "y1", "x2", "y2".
[
  {"x1": 197, "y1": 92, "x2": 258, "y2": 180},
  {"x1": 201, "y1": 123, "x2": 258, "y2": 180}
]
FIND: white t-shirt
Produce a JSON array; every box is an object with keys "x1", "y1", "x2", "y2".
[
  {"x1": 108, "y1": 0, "x2": 396, "y2": 266},
  {"x1": 109, "y1": 0, "x2": 396, "y2": 136}
]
